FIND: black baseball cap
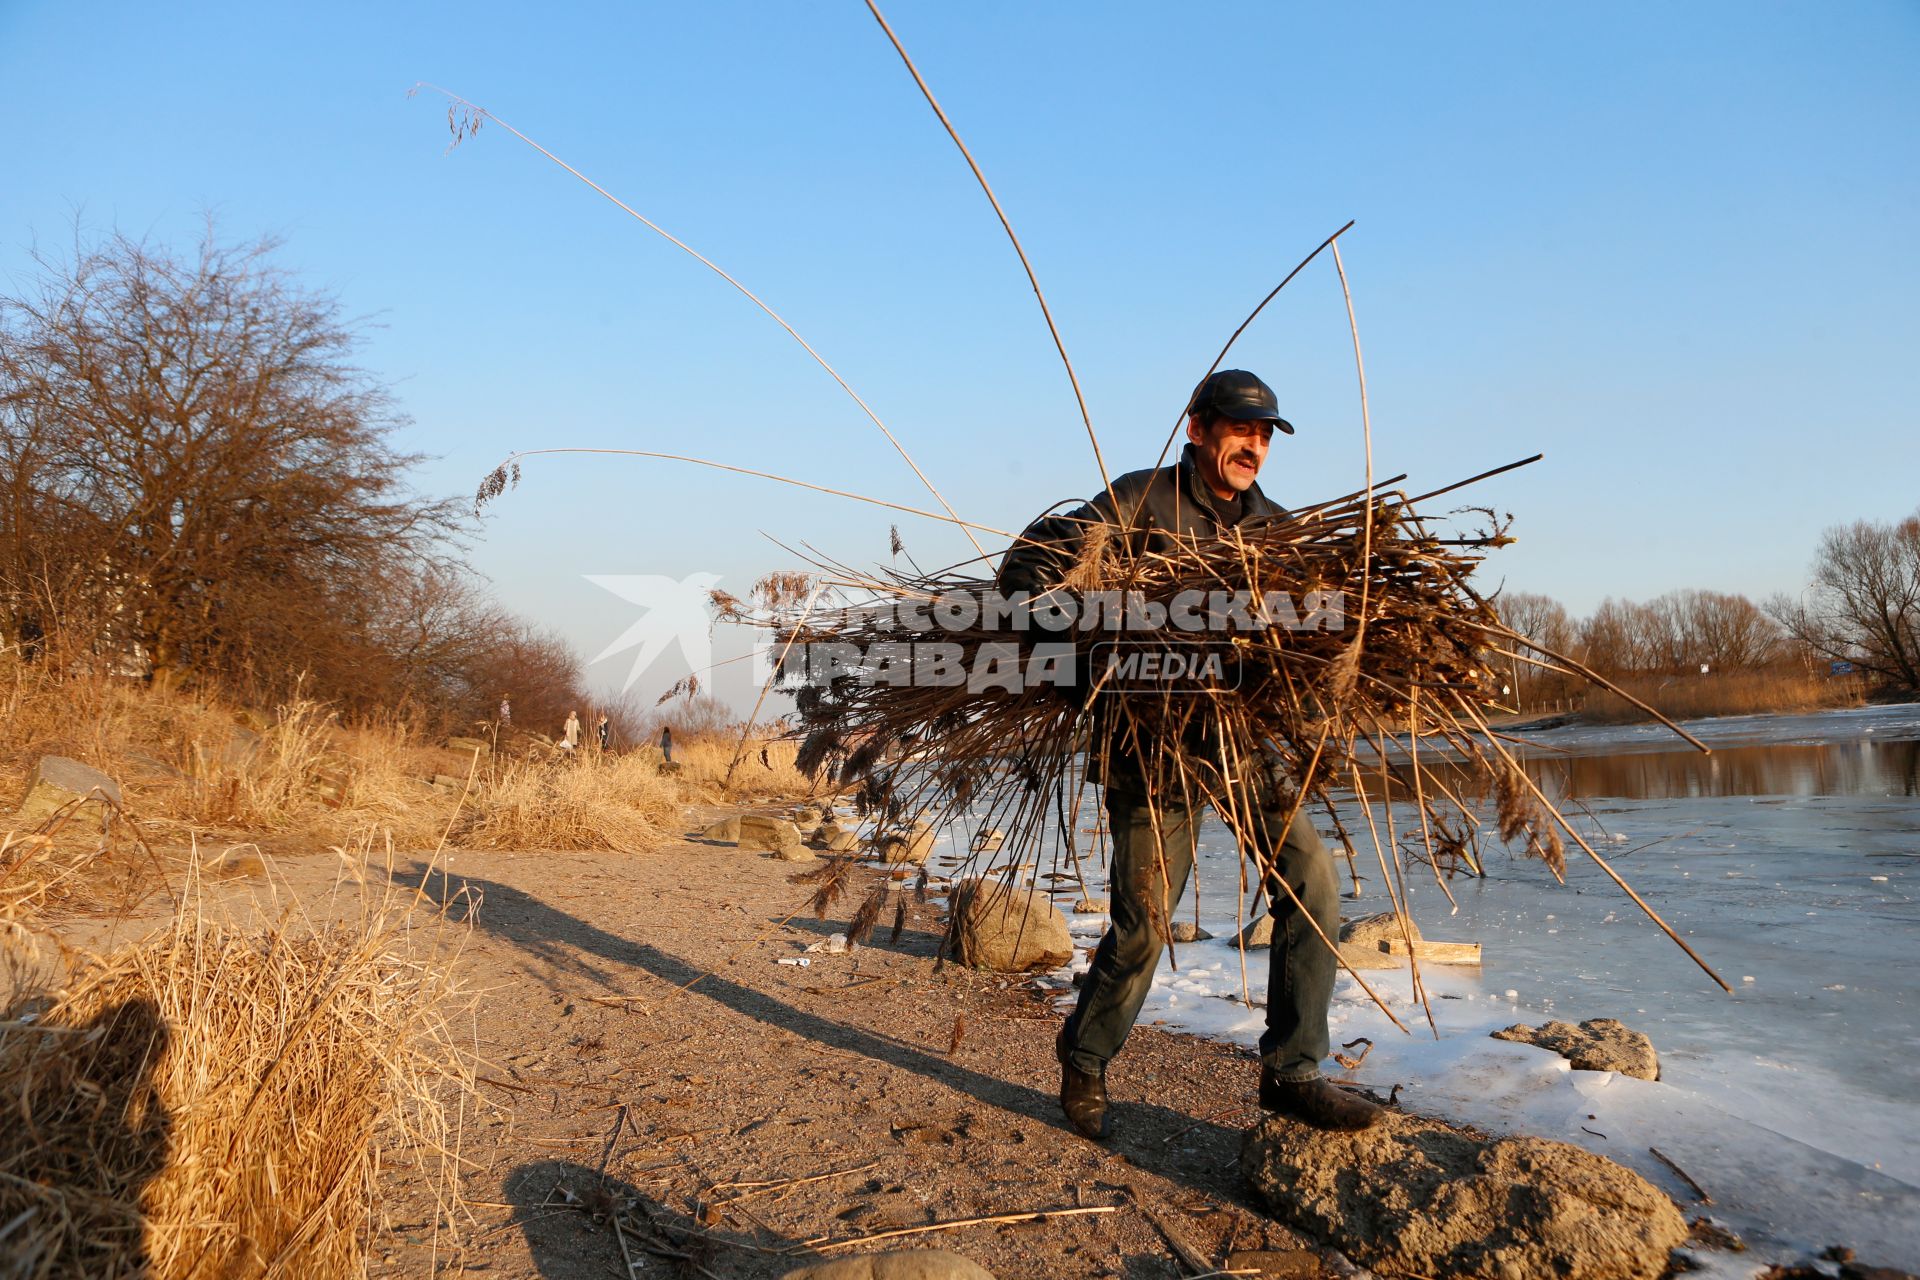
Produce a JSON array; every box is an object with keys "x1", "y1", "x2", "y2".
[{"x1": 1187, "y1": 369, "x2": 1295, "y2": 435}]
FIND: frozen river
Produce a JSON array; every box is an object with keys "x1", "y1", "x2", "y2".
[{"x1": 940, "y1": 702, "x2": 1920, "y2": 1269}]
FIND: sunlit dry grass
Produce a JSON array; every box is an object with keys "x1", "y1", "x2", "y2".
[
  {"x1": 0, "y1": 666, "x2": 840, "y2": 894},
  {"x1": 1, "y1": 664, "x2": 456, "y2": 849},
  {"x1": 455, "y1": 752, "x2": 680, "y2": 853},
  {"x1": 0, "y1": 850, "x2": 474, "y2": 1279},
  {"x1": 670, "y1": 734, "x2": 814, "y2": 802}
]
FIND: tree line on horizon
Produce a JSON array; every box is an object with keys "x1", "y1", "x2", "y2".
[{"x1": 1498, "y1": 511, "x2": 1920, "y2": 708}]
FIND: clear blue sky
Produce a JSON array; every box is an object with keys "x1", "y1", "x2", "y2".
[{"x1": 4, "y1": 2, "x2": 1915, "y2": 710}]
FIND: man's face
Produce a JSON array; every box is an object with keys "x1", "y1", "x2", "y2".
[{"x1": 1187, "y1": 414, "x2": 1275, "y2": 498}]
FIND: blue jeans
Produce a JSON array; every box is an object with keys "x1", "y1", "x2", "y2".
[{"x1": 1061, "y1": 786, "x2": 1340, "y2": 1081}]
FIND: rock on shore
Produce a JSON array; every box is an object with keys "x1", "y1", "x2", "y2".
[
  {"x1": 949, "y1": 877, "x2": 1073, "y2": 972},
  {"x1": 1241, "y1": 1107, "x2": 1686, "y2": 1279},
  {"x1": 13, "y1": 756, "x2": 122, "y2": 827},
  {"x1": 1492, "y1": 1017, "x2": 1660, "y2": 1081}
]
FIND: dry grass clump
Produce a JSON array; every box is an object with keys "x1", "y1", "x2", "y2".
[
  {"x1": 168, "y1": 696, "x2": 337, "y2": 827},
  {"x1": 0, "y1": 804, "x2": 165, "y2": 923},
  {"x1": 304, "y1": 723, "x2": 463, "y2": 847},
  {"x1": 1, "y1": 662, "x2": 823, "y2": 865},
  {"x1": 0, "y1": 665, "x2": 456, "y2": 850},
  {"x1": 0, "y1": 860, "x2": 472, "y2": 1279},
  {"x1": 1582, "y1": 668, "x2": 1862, "y2": 724},
  {"x1": 1, "y1": 663, "x2": 226, "y2": 783},
  {"x1": 672, "y1": 735, "x2": 813, "y2": 801},
  {"x1": 457, "y1": 752, "x2": 680, "y2": 853},
  {"x1": 163, "y1": 701, "x2": 453, "y2": 849}
]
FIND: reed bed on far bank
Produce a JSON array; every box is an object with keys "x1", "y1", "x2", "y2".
[
  {"x1": 1582, "y1": 668, "x2": 1864, "y2": 724},
  {"x1": 0, "y1": 857, "x2": 474, "y2": 1279}
]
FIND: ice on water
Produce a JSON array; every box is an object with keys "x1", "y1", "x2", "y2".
[{"x1": 1015, "y1": 703, "x2": 1920, "y2": 1268}]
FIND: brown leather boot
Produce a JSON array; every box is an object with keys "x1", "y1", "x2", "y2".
[
  {"x1": 1056, "y1": 1026, "x2": 1109, "y2": 1140},
  {"x1": 1259, "y1": 1072, "x2": 1382, "y2": 1131}
]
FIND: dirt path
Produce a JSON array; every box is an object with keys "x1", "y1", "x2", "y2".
[{"x1": 173, "y1": 812, "x2": 1326, "y2": 1279}]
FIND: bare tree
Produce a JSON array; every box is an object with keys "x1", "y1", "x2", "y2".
[
  {"x1": 1494, "y1": 590, "x2": 1577, "y2": 707},
  {"x1": 1576, "y1": 597, "x2": 1661, "y2": 675},
  {"x1": 1769, "y1": 511, "x2": 1920, "y2": 691},
  {"x1": 0, "y1": 226, "x2": 462, "y2": 699},
  {"x1": 1498, "y1": 591, "x2": 1574, "y2": 654},
  {"x1": 1625, "y1": 589, "x2": 1778, "y2": 674},
  {"x1": 358, "y1": 563, "x2": 511, "y2": 718},
  {"x1": 1680, "y1": 590, "x2": 1780, "y2": 671},
  {"x1": 461, "y1": 623, "x2": 590, "y2": 737}
]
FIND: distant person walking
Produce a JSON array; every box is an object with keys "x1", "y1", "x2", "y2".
[
  {"x1": 659, "y1": 726, "x2": 673, "y2": 764},
  {"x1": 562, "y1": 709, "x2": 581, "y2": 752},
  {"x1": 498, "y1": 696, "x2": 512, "y2": 727},
  {"x1": 596, "y1": 714, "x2": 611, "y2": 751}
]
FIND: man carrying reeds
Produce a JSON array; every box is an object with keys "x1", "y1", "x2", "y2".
[{"x1": 999, "y1": 369, "x2": 1380, "y2": 1139}]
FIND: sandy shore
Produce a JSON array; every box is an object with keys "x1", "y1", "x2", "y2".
[{"x1": 257, "y1": 812, "x2": 1331, "y2": 1279}]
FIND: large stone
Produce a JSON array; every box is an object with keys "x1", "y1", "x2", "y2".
[
  {"x1": 14, "y1": 756, "x2": 123, "y2": 827},
  {"x1": 1241, "y1": 1109, "x2": 1686, "y2": 1279},
  {"x1": 971, "y1": 827, "x2": 1005, "y2": 854},
  {"x1": 1072, "y1": 896, "x2": 1110, "y2": 914},
  {"x1": 780, "y1": 1250, "x2": 996, "y2": 1280},
  {"x1": 1236, "y1": 916, "x2": 1396, "y2": 969},
  {"x1": 444, "y1": 735, "x2": 492, "y2": 756},
  {"x1": 773, "y1": 842, "x2": 817, "y2": 863},
  {"x1": 1339, "y1": 911, "x2": 1421, "y2": 950},
  {"x1": 1170, "y1": 922, "x2": 1213, "y2": 943},
  {"x1": 826, "y1": 830, "x2": 860, "y2": 852},
  {"x1": 1492, "y1": 1018, "x2": 1660, "y2": 1081},
  {"x1": 700, "y1": 816, "x2": 742, "y2": 841},
  {"x1": 951, "y1": 877, "x2": 1074, "y2": 972},
  {"x1": 737, "y1": 815, "x2": 803, "y2": 853}
]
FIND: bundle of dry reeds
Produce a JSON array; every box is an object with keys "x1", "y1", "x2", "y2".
[
  {"x1": 782, "y1": 481, "x2": 1522, "y2": 828},
  {"x1": 0, "y1": 861, "x2": 472, "y2": 1279},
  {"x1": 761, "y1": 464, "x2": 1729, "y2": 1015}
]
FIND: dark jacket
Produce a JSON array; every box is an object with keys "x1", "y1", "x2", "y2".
[
  {"x1": 996, "y1": 444, "x2": 1289, "y2": 796},
  {"x1": 998, "y1": 443, "x2": 1287, "y2": 595}
]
